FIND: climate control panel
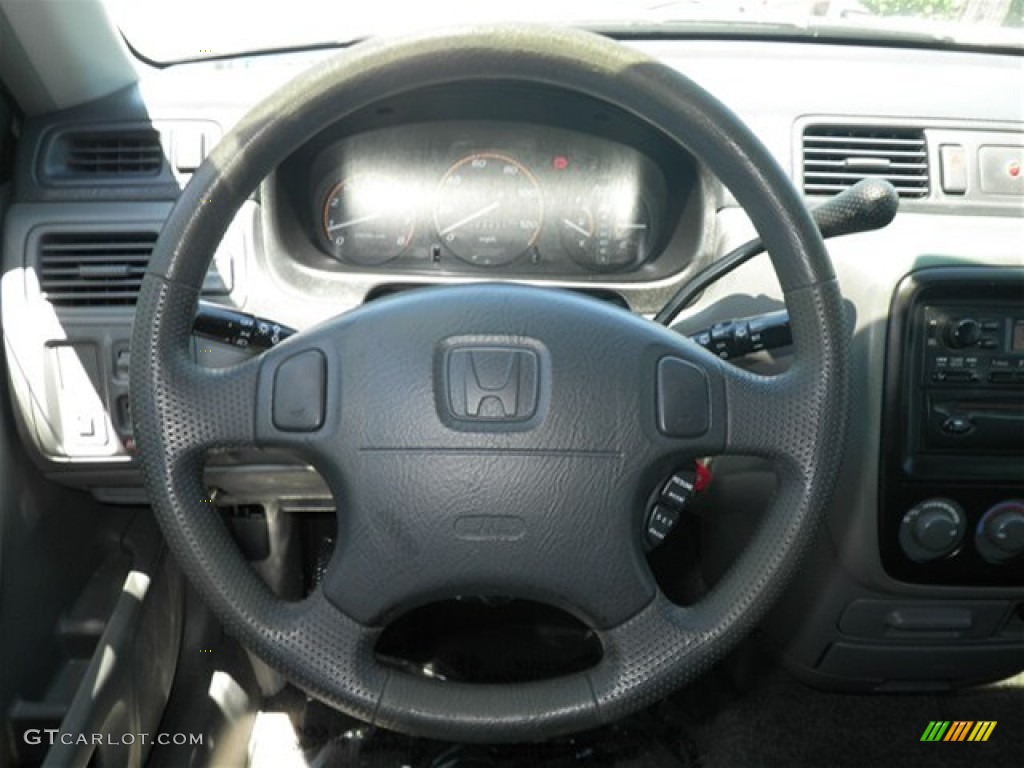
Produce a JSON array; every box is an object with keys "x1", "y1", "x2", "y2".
[{"x1": 898, "y1": 497, "x2": 1024, "y2": 568}]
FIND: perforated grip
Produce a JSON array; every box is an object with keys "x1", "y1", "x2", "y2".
[{"x1": 810, "y1": 178, "x2": 899, "y2": 240}]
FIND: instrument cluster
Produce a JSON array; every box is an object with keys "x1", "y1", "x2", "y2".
[{"x1": 310, "y1": 121, "x2": 668, "y2": 275}]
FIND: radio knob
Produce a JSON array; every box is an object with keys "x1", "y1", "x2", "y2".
[
  {"x1": 899, "y1": 498, "x2": 966, "y2": 563},
  {"x1": 975, "y1": 500, "x2": 1024, "y2": 564},
  {"x1": 946, "y1": 318, "x2": 981, "y2": 348}
]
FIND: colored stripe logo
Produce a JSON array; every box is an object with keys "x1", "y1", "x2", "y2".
[
  {"x1": 921, "y1": 721, "x2": 949, "y2": 741},
  {"x1": 920, "y1": 721, "x2": 996, "y2": 742}
]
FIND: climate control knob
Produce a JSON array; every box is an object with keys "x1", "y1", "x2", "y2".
[
  {"x1": 946, "y1": 318, "x2": 981, "y2": 348},
  {"x1": 975, "y1": 500, "x2": 1024, "y2": 564},
  {"x1": 899, "y1": 498, "x2": 966, "y2": 563}
]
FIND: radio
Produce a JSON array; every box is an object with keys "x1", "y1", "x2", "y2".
[
  {"x1": 923, "y1": 306, "x2": 1024, "y2": 388},
  {"x1": 919, "y1": 305, "x2": 1024, "y2": 454}
]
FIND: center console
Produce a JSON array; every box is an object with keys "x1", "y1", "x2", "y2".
[{"x1": 880, "y1": 267, "x2": 1024, "y2": 586}]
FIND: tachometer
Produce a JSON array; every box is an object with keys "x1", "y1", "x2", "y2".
[
  {"x1": 322, "y1": 174, "x2": 416, "y2": 266},
  {"x1": 434, "y1": 153, "x2": 543, "y2": 266}
]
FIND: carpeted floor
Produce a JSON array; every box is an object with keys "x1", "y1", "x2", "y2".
[
  {"x1": 149, "y1": 589, "x2": 1023, "y2": 767},
  {"x1": 248, "y1": 665, "x2": 1022, "y2": 767},
  {"x1": 687, "y1": 669, "x2": 1024, "y2": 768}
]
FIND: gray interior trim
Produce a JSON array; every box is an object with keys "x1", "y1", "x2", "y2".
[{"x1": 0, "y1": 0, "x2": 138, "y2": 116}]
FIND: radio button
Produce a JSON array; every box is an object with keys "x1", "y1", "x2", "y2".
[
  {"x1": 979, "y1": 339, "x2": 999, "y2": 349},
  {"x1": 941, "y1": 415, "x2": 973, "y2": 434},
  {"x1": 947, "y1": 318, "x2": 982, "y2": 349},
  {"x1": 943, "y1": 371, "x2": 976, "y2": 383},
  {"x1": 981, "y1": 320, "x2": 1000, "y2": 332},
  {"x1": 989, "y1": 371, "x2": 1015, "y2": 384}
]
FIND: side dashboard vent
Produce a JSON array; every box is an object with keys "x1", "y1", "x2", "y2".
[
  {"x1": 51, "y1": 130, "x2": 164, "y2": 178},
  {"x1": 38, "y1": 232, "x2": 157, "y2": 307},
  {"x1": 803, "y1": 125, "x2": 929, "y2": 198}
]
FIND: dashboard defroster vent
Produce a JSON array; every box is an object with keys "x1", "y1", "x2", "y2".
[
  {"x1": 38, "y1": 232, "x2": 157, "y2": 307},
  {"x1": 803, "y1": 125, "x2": 929, "y2": 199}
]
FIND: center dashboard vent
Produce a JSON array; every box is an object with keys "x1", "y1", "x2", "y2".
[
  {"x1": 38, "y1": 232, "x2": 157, "y2": 307},
  {"x1": 802, "y1": 125, "x2": 929, "y2": 199}
]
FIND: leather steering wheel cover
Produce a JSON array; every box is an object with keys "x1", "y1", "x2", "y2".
[{"x1": 131, "y1": 25, "x2": 849, "y2": 741}]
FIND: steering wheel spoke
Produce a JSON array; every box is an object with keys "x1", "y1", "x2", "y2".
[
  {"x1": 718, "y1": 281, "x2": 848, "y2": 475},
  {"x1": 717, "y1": 363, "x2": 807, "y2": 467},
  {"x1": 133, "y1": 276, "x2": 260, "y2": 462},
  {"x1": 175, "y1": 361, "x2": 261, "y2": 449}
]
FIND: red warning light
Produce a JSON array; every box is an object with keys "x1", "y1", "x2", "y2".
[
  {"x1": 553, "y1": 156, "x2": 569, "y2": 171},
  {"x1": 1008, "y1": 161, "x2": 1021, "y2": 179}
]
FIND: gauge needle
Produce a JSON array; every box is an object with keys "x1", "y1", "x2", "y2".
[
  {"x1": 561, "y1": 218, "x2": 591, "y2": 238},
  {"x1": 439, "y1": 201, "x2": 500, "y2": 236},
  {"x1": 617, "y1": 223, "x2": 648, "y2": 230},
  {"x1": 326, "y1": 213, "x2": 382, "y2": 232}
]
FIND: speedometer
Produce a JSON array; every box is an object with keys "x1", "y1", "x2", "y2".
[{"x1": 434, "y1": 153, "x2": 543, "y2": 266}]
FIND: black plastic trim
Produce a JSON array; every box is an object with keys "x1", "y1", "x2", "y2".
[{"x1": 879, "y1": 266, "x2": 1024, "y2": 586}]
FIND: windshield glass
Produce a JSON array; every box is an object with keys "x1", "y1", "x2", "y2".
[{"x1": 114, "y1": 0, "x2": 1024, "y2": 63}]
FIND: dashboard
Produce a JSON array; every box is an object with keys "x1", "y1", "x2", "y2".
[{"x1": 1, "y1": 37, "x2": 1022, "y2": 699}]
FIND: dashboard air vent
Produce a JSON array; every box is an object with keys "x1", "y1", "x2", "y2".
[
  {"x1": 38, "y1": 232, "x2": 157, "y2": 307},
  {"x1": 62, "y1": 131, "x2": 163, "y2": 177},
  {"x1": 803, "y1": 126, "x2": 929, "y2": 198}
]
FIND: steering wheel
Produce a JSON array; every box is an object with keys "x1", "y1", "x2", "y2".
[{"x1": 131, "y1": 25, "x2": 848, "y2": 742}]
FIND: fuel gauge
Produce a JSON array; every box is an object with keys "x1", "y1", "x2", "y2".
[{"x1": 559, "y1": 205, "x2": 595, "y2": 260}]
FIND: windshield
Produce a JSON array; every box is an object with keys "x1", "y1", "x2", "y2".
[{"x1": 114, "y1": 0, "x2": 1024, "y2": 63}]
